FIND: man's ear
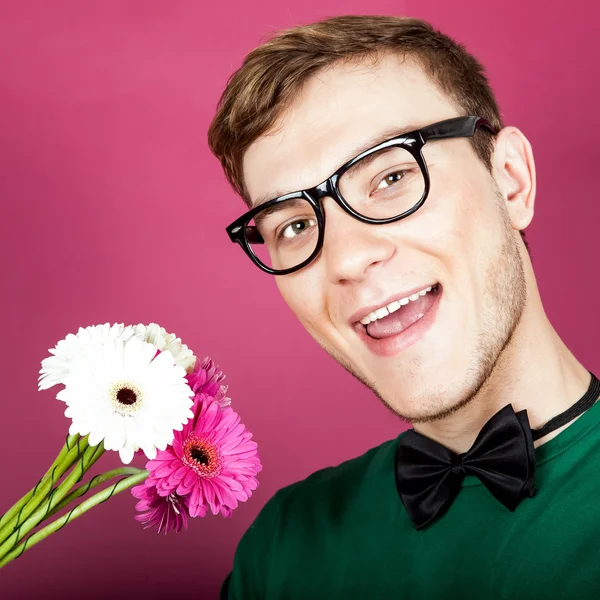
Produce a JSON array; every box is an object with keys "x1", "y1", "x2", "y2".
[{"x1": 491, "y1": 126, "x2": 536, "y2": 231}]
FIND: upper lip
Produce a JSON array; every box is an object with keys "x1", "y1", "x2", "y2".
[{"x1": 349, "y1": 282, "x2": 439, "y2": 325}]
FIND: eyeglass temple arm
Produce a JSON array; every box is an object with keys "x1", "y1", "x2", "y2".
[{"x1": 420, "y1": 116, "x2": 497, "y2": 142}]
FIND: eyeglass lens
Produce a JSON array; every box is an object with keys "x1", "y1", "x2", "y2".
[{"x1": 244, "y1": 145, "x2": 425, "y2": 272}]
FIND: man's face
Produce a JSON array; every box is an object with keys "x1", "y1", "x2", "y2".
[{"x1": 242, "y1": 53, "x2": 527, "y2": 422}]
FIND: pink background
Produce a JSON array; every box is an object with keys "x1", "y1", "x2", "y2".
[{"x1": 1, "y1": 1, "x2": 598, "y2": 597}]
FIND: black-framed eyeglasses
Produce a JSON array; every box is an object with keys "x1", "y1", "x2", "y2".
[{"x1": 226, "y1": 115, "x2": 497, "y2": 275}]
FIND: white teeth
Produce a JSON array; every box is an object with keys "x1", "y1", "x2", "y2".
[
  {"x1": 358, "y1": 284, "x2": 437, "y2": 326},
  {"x1": 374, "y1": 307, "x2": 389, "y2": 319},
  {"x1": 361, "y1": 312, "x2": 377, "y2": 325},
  {"x1": 387, "y1": 300, "x2": 401, "y2": 314}
]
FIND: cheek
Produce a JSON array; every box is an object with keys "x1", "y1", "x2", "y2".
[
  {"x1": 423, "y1": 161, "x2": 494, "y2": 256},
  {"x1": 276, "y1": 277, "x2": 325, "y2": 329}
]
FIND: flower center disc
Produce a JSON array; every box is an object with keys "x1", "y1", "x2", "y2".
[
  {"x1": 183, "y1": 435, "x2": 223, "y2": 478},
  {"x1": 190, "y1": 447, "x2": 210, "y2": 465},
  {"x1": 117, "y1": 388, "x2": 137, "y2": 405},
  {"x1": 109, "y1": 380, "x2": 144, "y2": 416}
]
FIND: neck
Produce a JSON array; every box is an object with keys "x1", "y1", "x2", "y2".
[{"x1": 412, "y1": 278, "x2": 592, "y2": 455}]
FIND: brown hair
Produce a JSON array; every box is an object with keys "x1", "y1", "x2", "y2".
[{"x1": 208, "y1": 15, "x2": 530, "y2": 253}]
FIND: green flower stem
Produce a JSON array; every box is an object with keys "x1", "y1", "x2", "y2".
[
  {"x1": 47, "y1": 466, "x2": 145, "y2": 518},
  {"x1": 0, "y1": 470, "x2": 149, "y2": 570},
  {"x1": 0, "y1": 435, "x2": 89, "y2": 544},
  {"x1": 0, "y1": 441, "x2": 104, "y2": 559},
  {"x1": 0, "y1": 434, "x2": 80, "y2": 531}
]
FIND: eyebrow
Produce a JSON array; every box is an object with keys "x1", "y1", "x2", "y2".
[
  {"x1": 250, "y1": 121, "x2": 421, "y2": 208},
  {"x1": 253, "y1": 197, "x2": 307, "y2": 225}
]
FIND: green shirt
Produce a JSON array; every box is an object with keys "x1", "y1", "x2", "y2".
[{"x1": 221, "y1": 398, "x2": 600, "y2": 599}]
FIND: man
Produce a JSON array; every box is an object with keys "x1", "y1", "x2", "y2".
[{"x1": 209, "y1": 15, "x2": 599, "y2": 599}]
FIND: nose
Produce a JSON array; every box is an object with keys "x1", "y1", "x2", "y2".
[{"x1": 320, "y1": 196, "x2": 396, "y2": 285}]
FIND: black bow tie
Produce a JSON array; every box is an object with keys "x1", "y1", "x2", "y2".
[{"x1": 394, "y1": 372, "x2": 600, "y2": 531}]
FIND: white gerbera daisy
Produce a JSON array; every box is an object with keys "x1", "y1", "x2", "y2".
[
  {"x1": 56, "y1": 335, "x2": 194, "y2": 464},
  {"x1": 131, "y1": 323, "x2": 197, "y2": 374},
  {"x1": 38, "y1": 323, "x2": 136, "y2": 391}
]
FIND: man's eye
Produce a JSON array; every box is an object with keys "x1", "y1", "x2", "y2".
[
  {"x1": 281, "y1": 218, "x2": 316, "y2": 239},
  {"x1": 375, "y1": 170, "x2": 406, "y2": 191}
]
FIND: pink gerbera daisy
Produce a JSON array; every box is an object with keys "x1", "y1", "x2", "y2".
[
  {"x1": 144, "y1": 393, "x2": 261, "y2": 518},
  {"x1": 131, "y1": 482, "x2": 190, "y2": 534},
  {"x1": 186, "y1": 357, "x2": 231, "y2": 408}
]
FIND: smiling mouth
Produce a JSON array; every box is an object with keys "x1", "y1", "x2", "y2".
[{"x1": 357, "y1": 283, "x2": 441, "y2": 340}]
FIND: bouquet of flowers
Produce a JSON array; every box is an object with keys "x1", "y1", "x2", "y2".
[{"x1": 0, "y1": 323, "x2": 262, "y2": 569}]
